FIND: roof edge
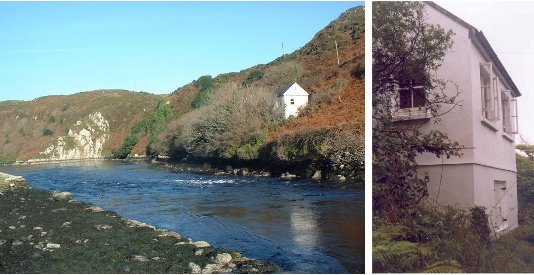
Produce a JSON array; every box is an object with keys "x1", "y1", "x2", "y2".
[{"x1": 424, "y1": 1, "x2": 522, "y2": 97}]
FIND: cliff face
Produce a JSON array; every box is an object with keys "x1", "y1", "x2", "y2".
[{"x1": 30, "y1": 112, "x2": 110, "y2": 162}]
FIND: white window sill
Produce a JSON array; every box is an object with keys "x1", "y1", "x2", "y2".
[
  {"x1": 392, "y1": 109, "x2": 431, "y2": 121},
  {"x1": 502, "y1": 133, "x2": 515, "y2": 142},
  {"x1": 481, "y1": 118, "x2": 498, "y2": 132}
]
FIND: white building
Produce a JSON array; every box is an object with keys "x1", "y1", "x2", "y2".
[
  {"x1": 273, "y1": 83, "x2": 309, "y2": 119},
  {"x1": 391, "y1": 2, "x2": 521, "y2": 233}
]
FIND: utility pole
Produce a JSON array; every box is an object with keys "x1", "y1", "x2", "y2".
[
  {"x1": 335, "y1": 40, "x2": 340, "y2": 65},
  {"x1": 282, "y1": 42, "x2": 286, "y2": 58}
]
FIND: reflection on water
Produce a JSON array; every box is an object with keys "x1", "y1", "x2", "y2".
[
  {"x1": 1, "y1": 160, "x2": 364, "y2": 273},
  {"x1": 290, "y1": 207, "x2": 319, "y2": 249}
]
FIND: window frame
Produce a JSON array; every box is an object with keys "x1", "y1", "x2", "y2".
[
  {"x1": 501, "y1": 89, "x2": 519, "y2": 134},
  {"x1": 480, "y1": 62, "x2": 500, "y2": 122}
]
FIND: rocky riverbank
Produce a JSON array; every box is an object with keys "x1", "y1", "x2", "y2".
[
  {"x1": 154, "y1": 150, "x2": 364, "y2": 182},
  {"x1": 0, "y1": 173, "x2": 280, "y2": 273}
]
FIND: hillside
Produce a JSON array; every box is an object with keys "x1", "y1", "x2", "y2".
[
  {"x1": 0, "y1": 90, "x2": 163, "y2": 162},
  {"x1": 0, "y1": 5, "x2": 365, "y2": 179},
  {"x1": 165, "y1": 5, "x2": 364, "y2": 138},
  {"x1": 151, "y1": 6, "x2": 364, "y2": 179}
]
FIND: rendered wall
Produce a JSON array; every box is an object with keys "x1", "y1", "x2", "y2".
[{"x1": 413, "y1": 3, "x2": 519, "y2": 231}]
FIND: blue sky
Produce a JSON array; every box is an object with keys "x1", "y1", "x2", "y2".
[{"x1": 0, "y1": 1, "x2": 363, "y2": 101}]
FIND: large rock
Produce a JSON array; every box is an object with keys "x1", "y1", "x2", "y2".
[
  {"x1": 52, "y1": 191, "x2": 72, "y2": 201},
  {"x1": 0, "y1": 172, "x2": 28, "y2": 191}
]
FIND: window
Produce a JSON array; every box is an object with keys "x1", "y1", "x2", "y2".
[
  {"x1": 290, "y1": 99, "x2": 295, "y2": 105},
  {"x1": 501, "y1": 89, "x2": 519, "y2": 134},
  {"x1": 480, "y1": 62, "x2": 500, "y2": 121},
  {"x1": 399, "y1": 85, "x2": 425, "y2": 110}
]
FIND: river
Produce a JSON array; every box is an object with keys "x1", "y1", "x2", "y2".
[{"x1": 1, "y1": 160, "x2": 365, "y2": 273}]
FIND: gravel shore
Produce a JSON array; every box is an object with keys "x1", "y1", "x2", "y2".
[{"x1": 0, "y1": 173, "x2": 280, "y2": 273}]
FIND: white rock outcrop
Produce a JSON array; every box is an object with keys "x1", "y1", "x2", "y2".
[{"x1": 31, "y1": 112, "x2": 110, "y2": 161}]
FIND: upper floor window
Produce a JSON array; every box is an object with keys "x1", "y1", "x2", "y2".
[
  {"x1": 290, "y1": 99, "x2": 295, "y2": 105},
  {"x1": 501, "y1": 89, "x2": 518, "y2": 134},
  {"x1": 399, "y1": 85, "x2": 425, "y2": 110},
  {"x1": 397, "y1": 63, "x2": 428, "y2": 112},
  {"x1": 480, "y1": 62, "x2": 500, "y2": 121}
]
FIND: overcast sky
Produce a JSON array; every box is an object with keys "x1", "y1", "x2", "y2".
[
  {"x1": 434, "y1": 1, "x2": 534, "y2": 144},
  {"x1": 0, "y1": 1, "x2": 362, "y2": 102}
]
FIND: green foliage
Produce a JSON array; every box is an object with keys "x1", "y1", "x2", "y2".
[
  {"x1": 193, "y1": 75, "x2": 214, "y2": 90},
  {"x1": 191, "y1": 90, "x2": 211, "y2": 109},
  {"x1": 518, "y1": 144, "x2": 534, "y2": 160},
  {"x1": 373, "y1": 203, "x2": 495, "y2": 273},
  {"x1": 42, "y1": 128, "x2": 53, "y2": 136},
  {"x1": 373, "y1": 225, "x2": 464, "y2": 273},
  {"x1": 230, "y1": 132, "x2": 267, "y2": 160},
  {"x1": 18, "y1": 127, "x2": 25, "y2": 137},
  {"x1": 277, "y1": 128, "x2": 329, "y2": 160},
  {"x1": 516, "y1": 145, "x2": 534, "y2": 221},
  {"x1": 63, "y1": 137, "x2": 75, "y2": 150},
  {"x1": 113, "y1": 134, "x2": 139, "y2": 159},
  {"x1": 48, "y1": 115, "x2": 56, "y2": 123},
  {"x1": 192, "y1": 75, "x2": 215, "y2": 109},
  {"x1": 61, "y1": 104, "x2": 69, "y2": 112},
  {"x1": 119, "y1": 100, "x2": 174, "y2": 158},
  {"x1": 0, "y1": 157, "x2": 16, "y2": 164},
  {"x1": 242, "y1": 69, "x2": 264, "y2": 86},
  {"x1": 146, "y1": 100, "x2": 173, "y2": 154},
  {"x1": 470, "y1": 206, "x2": 491, "y2": 243}
]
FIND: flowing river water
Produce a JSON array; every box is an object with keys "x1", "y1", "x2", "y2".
[{"x1": 2, "y1": 160, "x2": 364, "y2": 273}]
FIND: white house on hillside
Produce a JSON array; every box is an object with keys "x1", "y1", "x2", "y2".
[
  {"x1": 273, "y1": 83, "x2": 309, "y2": 119},
  {"x1": 388, "y1": 2, "x2": 521, "y2": 233}
]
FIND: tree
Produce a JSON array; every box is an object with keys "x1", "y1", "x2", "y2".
[
  {"x1": 192, "y1": 75, "x2": 215, "y2": 109},
  {"x1": 516, "y1": 143, "x2": 534, "y2": 204},
  {"x1": 242, "y1": 69, "x2": 264, "y2": 87},
  {"x1": 42, "y1": 128, "x2": 53, "y2": 136},
  {"x1": 372, "y1": 2, "x2": 463, "y2": 221}
]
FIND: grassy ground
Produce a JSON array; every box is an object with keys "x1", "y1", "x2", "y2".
[{"x1": 0, "y1": 174, "x2": 280, "y2": 273}]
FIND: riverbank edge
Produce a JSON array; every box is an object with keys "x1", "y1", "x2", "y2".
[
  {"x1": 3, "y1": 155, "x2": 364, "y2": 183},
  {"x1": 0, "y1": 172, "x2": 281, "y2": 274}
]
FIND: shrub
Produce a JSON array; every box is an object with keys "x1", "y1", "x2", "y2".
[
  {"x1": 242, "y1": 69, "x2": 264, "y2": 86},
  {"x1": 191, "y1": 90, "x2": 211, "y2": 109},
  {"x1": 193, "y1": 75, "x2": 214, "y2": 90},
  {"x1": 48, "y1": 115, "x2": 56, "y2": 123},
  {"x1": 42, "y1": 128, "x2": 53, "y2": 136},
  {"x1": 113, "y1": 134, "x2": 139, "y2": 159},
  {"x1": 192, "y1": 75, "x2": 216, "y2": 109},
  {"x1": 184, "y1": 83, "x2": 278, "y2": 159}
]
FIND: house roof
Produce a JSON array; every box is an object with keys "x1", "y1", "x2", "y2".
[
  {"x1": 272, "y1": 83, "x2": 309, "y2": 96},
  {"x1": 425, "y1": 1, "x2": 522, "y2": 97},
  {"x1": 273, "y1": 83, "x2": 294, "y2": 96}
]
